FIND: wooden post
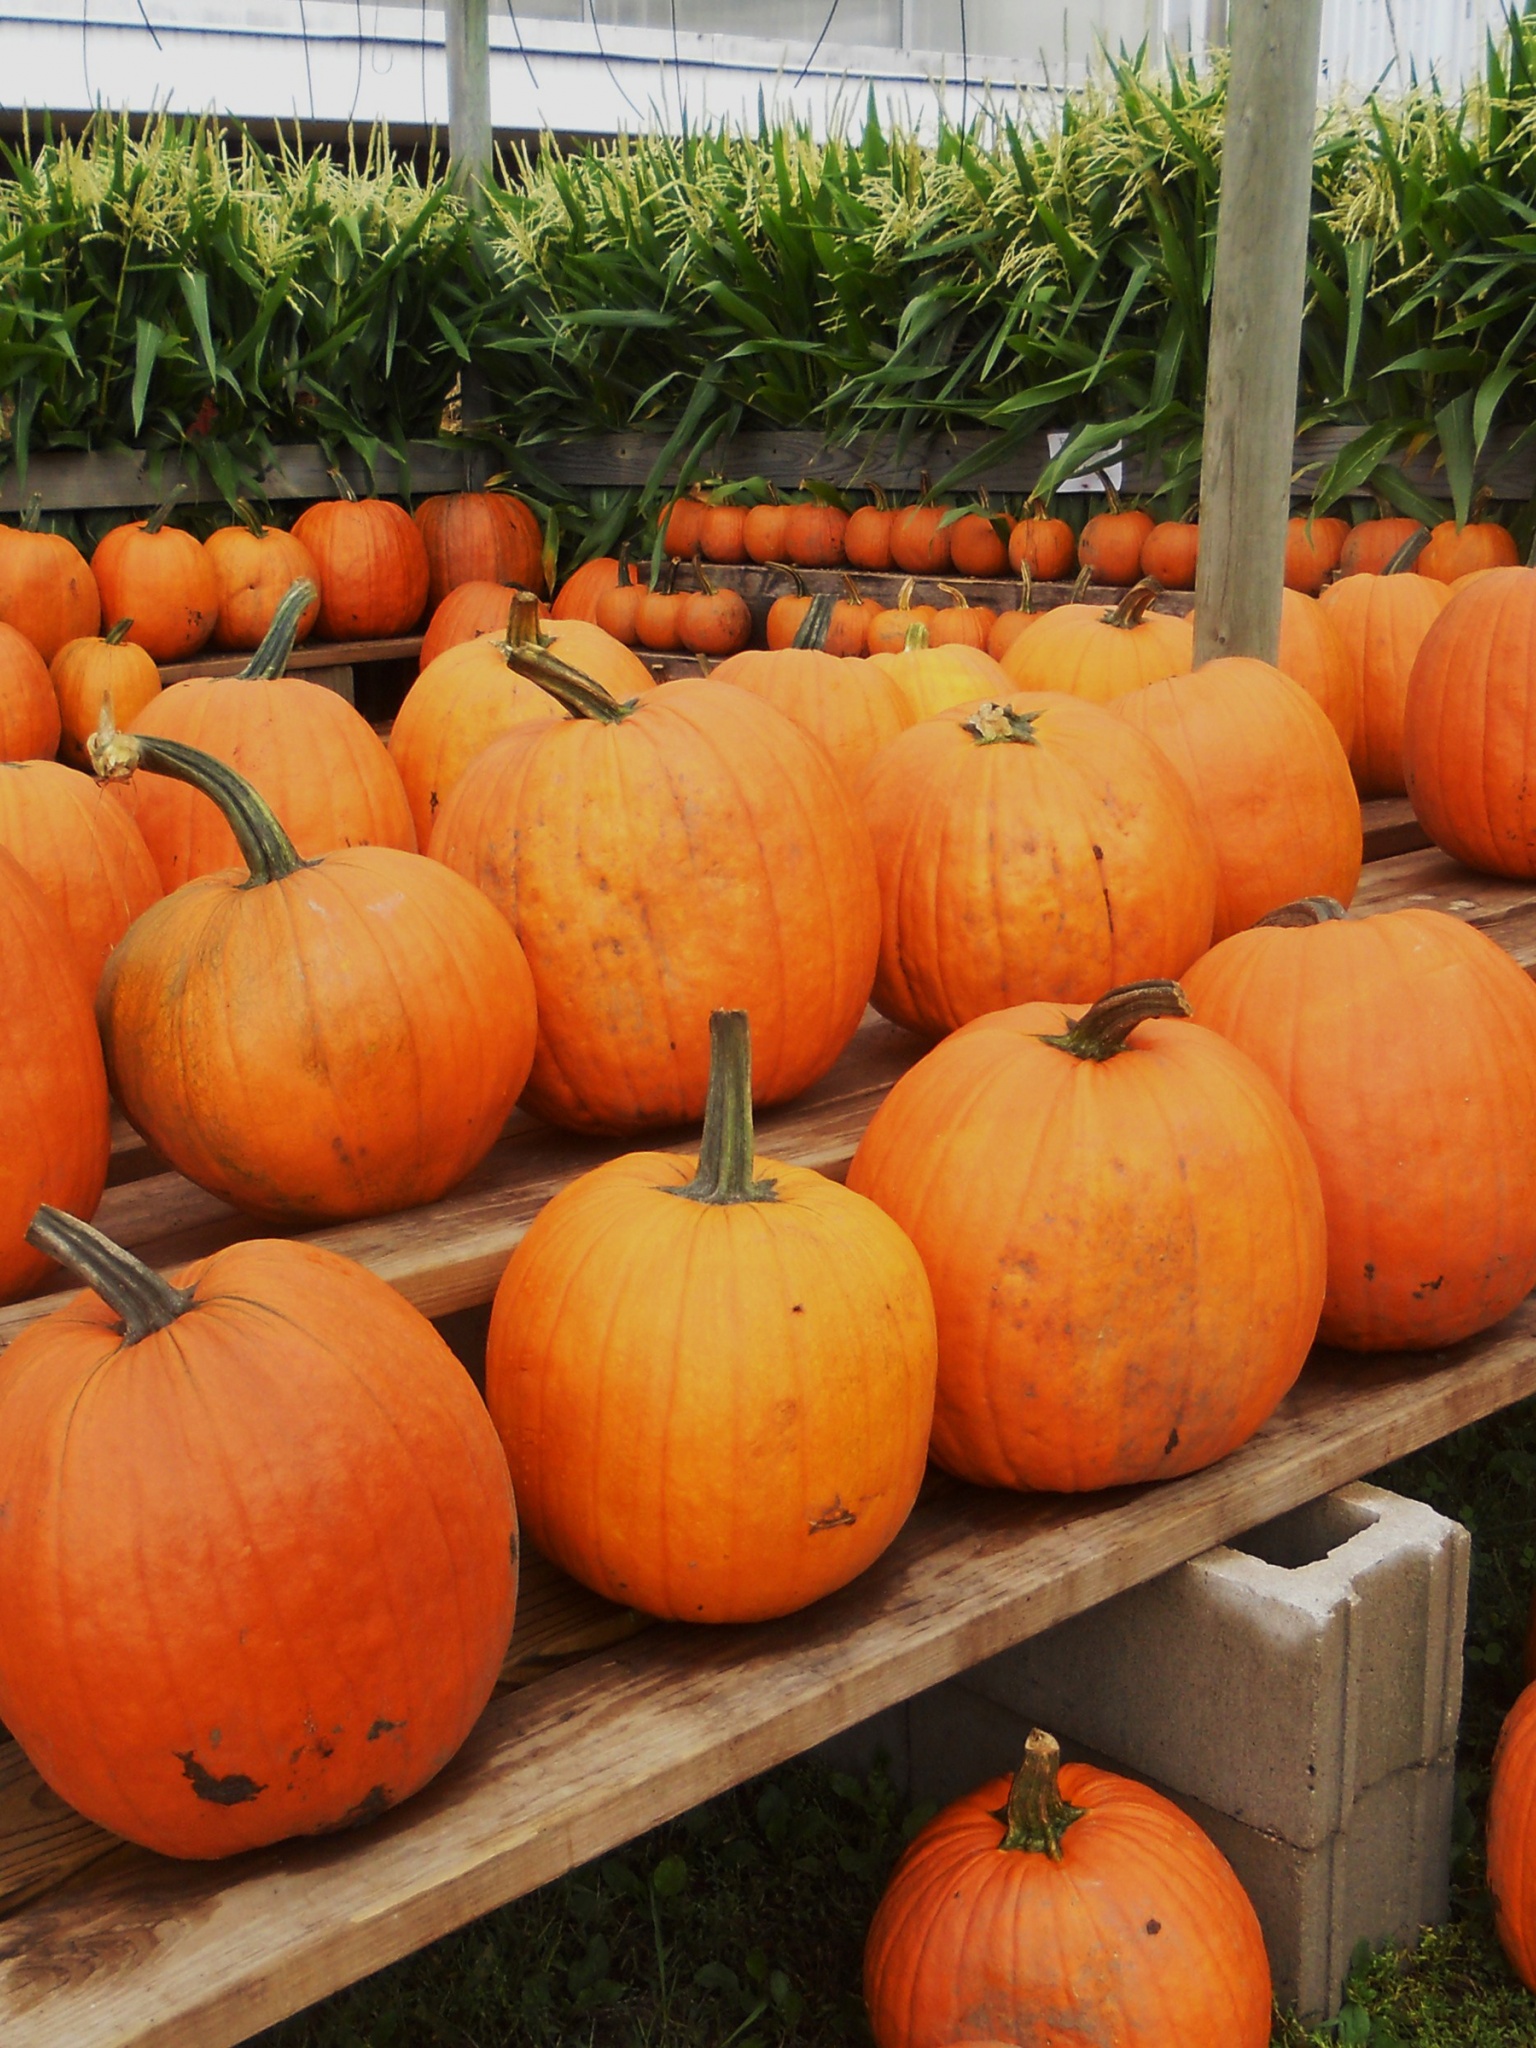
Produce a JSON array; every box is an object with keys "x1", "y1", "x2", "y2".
[
  {"x1": 1192, "y1": 0, "x2": 1324, "y2": 665},
  {"x1": 445, "y1": 0, "x2": 492, "y2": 207}
]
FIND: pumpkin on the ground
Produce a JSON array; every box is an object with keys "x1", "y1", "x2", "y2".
[
  {"x1": 864, "y1": 1728, "x2": 1271, "y2": 2048},
  {"x1": 1277, "y1": 585, "x2": 1356, "y2": 753},
  {"x1": 414, "y1": 491, "x2": 542, "y2": 607},
  {"x1": 0, "y1": 1210, "x2": 516, "y2": 1858},
  {"x1": 0, "y1": 511, "x2": 100, "y2": 661},
  {"x1": 1319, "y1": 565, "x2": 1447, "y2": 796},
  {"x1": 847, "y1": 981, "x2": 1325, "y2": 1490},
  {"x1": 999, "y1": 578, "x2": 1194, "y2": 702},
  {"x1": 1112, "y1": 657, "x2": 1361, "y2": 941},
  {"x1": 486, "y1": 1009, "x2": 936, "y2": 1622},
  {"x1": 0, "y1": 619, "x2": 63, "y2": 761},
  {"x1": 860, "y1": 697, "x2": 1216, "y2": 1037},
  {"x1": 91, "y1": 499, "x2": 219, "y2": 663},
  {"x1": 0, "y1": 760, "x2": 161, "y2": 990},
  {"x1": 292, "y1": 491, "x2": 431, "y2": 640},
  {"x1": 204, "y1": 510, "x2": 321, "y2": 651},
  {"x1": 94, "y1": 729, "x2": 535, "y2": 1222},
  {"x1": 1184, "y1": 899, "x2": 1536, "y2": 1349},
  {"x1": 430, "y1": 663, "x2": 878, "y2": 1134},
  {"x1": 51, "y1": 620, "x2": 162, "y2": 768}
]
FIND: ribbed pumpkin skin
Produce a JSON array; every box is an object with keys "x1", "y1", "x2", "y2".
[
  {"x1": 100, "y1": 844, "x2": 536, "y2": 1222},
  {"x1": 430, "y1": 681, "x2": 879, "y2": 1133},
  {"x1": 51, "y1": 630, "x2": 162, "y2": 767},
  {"x1": 0, "y1": 1239, "x2": 517, "y2": 1858},
  {"x1": 1417, "y1": 518, "x2": 1519, "y2": 583},
  {"x1": 550, "y1": 555, "x2": 621, "y2": 621},
  {"x1": 0, "y1": 851, "x2": 110, "y2": 1302},
  {"x1": 745, "y1": 502, "x2": 794, "y2": 565},
  {"x1": 889, "y1": 507, "x2": 951, "y2": 575},
  {"x1": 91, "y1": 521, "x2": 218, "y2": 662},
  {"x1": 1112, "y1": 659, "x2": 1361, "y2": 941},
  {"x1": 1277, "y1": 586, "x2": 1356, "y2": 753},
  {"x1": 1319, "y1": 571, "x2": 1448, "y2": 796},
  {"x1": 204, "y1": 524, "x2": 321, "y2": 651},
  {"x1": 1339, "y1": 517, "x2": 1425, "y2": 577},
  {"x1": 0, "y1": 761, "x2": 161, "y2": 990},
  {"x1": 0, "y1": 526, "x2": 100, "y2": 661},
  {"x1": 1139, "y1": 519, "x2": 1199, "y2": 588},
  {"x1": 1078, "y1": 507, "x2": 1153, "y2": 584},
  {"x1": 860, "y1": 699, "x2": 1216, "y2": 1037},
  {"x1": 1403, "y1": 567, "x2": 1536, "y2": 876},
  {"x1": 1009, "y1": 514, "x2": 1075, "y2": 581},
  {"x1": 292, "y1": 500, "x2": 431, "y2": 639},
  {"x1": 118, "y1": 676, "x2": 417, "y2": 888},
  {"x1": 1184, "y1": 908, "x2": 1536, "y2": 1350},
  {"x1": 1489, "y1": 1682, "x2": 1536, "y2": 1992},
  {"x1": 418, "y1": 581, "x2": 518, "y2": 669},
  {"x1": 488, "y1": 1153, "x2": 936, "y2": 1622},
  {"x1": 864, "y1": 1761, "x2": 1272, "y2": 2048},
  {"x1": 999, "y1": 600, "x2": 1193, "y2": 701},
  {"x1": 848, "y1": 1001, "x2": 1324, "y2": 1489},
  {"x1": 414, "y1": 492, "x2": 543, "y2": 608},
  {"x1": 0, "y1": 619, "x2": 63, "y2": 760},
  {"x1": 880, "y1": 642, "x2": 1010, "y2": 720},
  {"x1": 710, "y1": 645, "x2": 914, "y2": 788}
]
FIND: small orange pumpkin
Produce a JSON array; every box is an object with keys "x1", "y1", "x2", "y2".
[
  {"x1": 947, "y1": 498, "x2": 1011, "y2": 579},
  {"x1": 0, "y1": 619, "x2": 63, "y2": 761},
  {"x1": 986, "y1": 564, "x2": 1040, "y2": 662},
  {"x1": 292, "y1": 488, "x2": 431, "y2": 640},
  {"x1": 1077, "y1": 500, "x2": 1154, "y2": 584},
  {"x1": 679, "y1": 565, "x2": 753, "y2": 658},
  {"x1": 1009, "y1": 503, "x2": 1076, "y2": 581},
  {"x1": 927, "y1": 583, "x2": 997, "y2": 650},
  {"x1": 0, "y1": 760, "x2": 161, "y2": 991},
  {"x1": 1000, "y1": 578, "x2": 1194, "y2": 702},
  {"x1": 634, "y1": 575, "x2": 688, "y2": 653},
  {"x1": 90, "y1": 498, "x2": 219, "y2": 663},
  {"x1": 889, "y1": 504, "x2": 952, "y2": 576},
  {"x1": 1338, "y1": 516, "x2": 1426, "y2": 577},
  {"x1": 661, "y1": 489, "x2": 707, "y2": 560},
  {"x1": 1490, "y1": 1681, "x2": 1536, "y2": 1993},
  {"x1": 594, "y1": 554, "x2": 645, "y2": 646},
  {"x1": 550, "y1": 554, "x2": 622, "y2": 622},
  {"x1": 204, "y1": 507, "x2": 321, "y2": 652},
  {"x1": 418, "y1": 579, "x2": 533, "y2": 670},
  {"x1": 51, "y1": 619, "x2": 163, "y2": 768},
  {"x1": 845, "y1": 492, "x2": 896, "y2": 572},
  {"x1": 697, "y1": 500, "x2": 749, "y2": 565},
  {"x1": 865, "y1": 578, "x2": 938, "y2": 657},
  {"x1": 743, "y1": 492, "x2": 792, "y2": 566},
  {"x1": 1417, "y1": 513, "x2": 1520, "y2": 583},
  {"x1": 1139, "y1": 517, "x2": 1199, "y2": 589},
  {"x1": 783, "y1": 502, "x2": 849, "y2": 569},
  {"x1": 1285, "y1": 512, "x2": 1350, "y2": 594},
  {"x1": 0, "y1": 507, "x2": 100, "y2": 662},
  {"x1": 413, "y1": 491, "x2": 543, "y2": 608}
]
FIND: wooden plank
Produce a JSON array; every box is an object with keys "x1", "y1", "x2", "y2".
[
  {"x1": 1359, "y1": 795, "x2": 1430, "y2": 864},
  {"x1": 156, "y1": 639, "x2": 422, "y2": 685},
  {"x1": 2, "y1": 1321, "x2": 1535, "y2": 2047},
  {"x1": 1352, "y1": 845, "x2": 1536, "y2": 971},
  {"x1": 0, "y1": 447, "x2": 472, "y2": 516}
]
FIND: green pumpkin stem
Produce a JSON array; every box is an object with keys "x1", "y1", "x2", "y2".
[
  {"x1": 1070, "y1": 563, "x2": 1094, "y2": 601},
  {"x1": 232, "y1": 497, "x2": 268, "y2": 539},
  {"x1": 1101, "y1": 577, "x2": 1163, "y2": 629},
  {"x1": 1000, "y1": 1729, "x2": 1087, "y2": 1860},
  {"x1": 670, "y1": 1010, "x2": 778, "y2": 1207},
  {"x1": 88, "y1": 727, "x2": 306, "y2": 886},
  {"x1": 499, "y1": 603, "x2": 636, "y2": 723},
  {"x1": 19, "y1": 493, "x2": 44, "y2": 533},
  {"x1": 793, "y1": 592, "x2": 836, "y2": 652},
  {"x1": 26, "y1": 1207, "x2": 194, "y2": 1346},
  {"x1": 1038, "y1": 980, "x2": 1192, "y2": 1062},
  {"x1": 104, "y1": 617, "x2": 134, "y2": 646},
  {"x1": 964, "y1": 701, "x2": 1042, "y2": 748},
  {"x1": 1256, "y1": 896, "x2": 1349, "y2": 927},
  {"x1": 238, "y1": 579, "x2": 317, "y2": 681},
  {"x1": 901, "y1": 619, "x2": 931, "y2": 653},
  {"x1": 142, "y1": 485, "x2": 188, "y2": 536},
  {"x1": 1384, "y1": 528, "x2": 1431, "y2": 574}
]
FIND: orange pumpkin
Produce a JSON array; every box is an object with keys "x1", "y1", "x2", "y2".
[
  {"x1": 1139, "y1": 517, "x2": 1200, "y2": 589},
  {"x1": 593, "y1": 556, "x2": 645, "y2": 647},
  {"x1": 927, "y1": 584, "x2": 997, "y2": 650},
  {"x1": 678, "y1": 568, "x2": 752, "y2": 658},
  {"x1": 0, "y1": 760, "x2": 161, "y2": 990},
  {"x1": 413, "y1": 491, "x2": 543, "y2": 608},
  {"x1": 0, "y1": 619, "x2": 63, "y2": 761},
  {"x1": 1417, "y1": 515, "x2": 1520, "y2": 584},
  {"x1": 430, "y1": 665, "x2": 879, "y2": 1134},
  {"x1": 51, "y1": 619, "x2": 163, "y2": 769},
  {"x1": 1404, "y1": 566, "x2": 1536, "y2": 874},
  {"x1": 1490, "y1": 1681, "x2": 1536, "y2": 1993},
  {"x1": 783, "y1": 502, "x2": 849, "y2": 569},
  {"x1": 765, "y1": 576, "x2": 814, "y2": 652},
  {"x1": 861, "y1": 699, "x2": 1215, "y2": 1036},
  {"x1": 1319, "y1": 567, "x2": 1448, "y2": 796},
  {"x1": 1338, "y1": 516, "x2": 1426, "y2": 577},
  {"x1": 292, "y1": 493, "x2": 431, "y2": 640},
  {"x1": 0, "y1": 852, "x2": 110, "y2": 1303},
  {"x1": 94, "y1": 731, "x2": 536, "y2": 1222},
  {"x1": 204, "y1": 510, "x2": 321, "y2": 652},
  {"x1": 1009, "y1": 505, "x2": 1076, "y2": 582},
  {"x1": 91, "y1": 500, "x2": 218, "y2": 663},
  {"x1": 873, "y1": 625, "x2": 1011, "y2": 721},
  {"x1": 486, "y1": 1009, "x2": 936, "y2": 1623},
  {"x1": 1285, "y1": 512, "x2": 1350, "y2": 593},
  {"x1": 866, "y1": 578, "x2": 938, "y2": 657},
  {"x1": 845, "y1": 495, "x2": 896, "y2": 572},
  {"x1": 1000, "y1": 579, "x2": 1194, "y2": 702},
  {"x1": 418, "y1": 579, "x2": 532, "y2": 670},
  {"x1": 114, "y1": 582, "x2": 417, "y2": 889},
  {"x1": 1276, "y1": 586, "x2": 1356, "y2": 753},
  {"x1": 697, "y1": 500, "x2": 749, "y2": 564},
  {"x1": 1112, "y1": 658, "x2": 1361, "y2": 941},
  {"x1": 550, "y1": 554, "x2": 622, "y2": 622},
  {"x1": 1078, "y1": 503, "x2": 1153, "y2": 584},
  {"x1": 831, "y1": 576, "x2": 882, "y2": 656},
  {"x1": 848, "y1": 980, "x2": 1325, "y2": 1489},
  {"x1": 890, "y1": 504, "x2": 952, "y2": 576},
  {"x1": 986, "y1": 564, "x2": 1039, "y2": 662},
  {"x1": 661, "y1": 490, "x2": 707, "y2": 560},
  {"x1": 634, "y1": 578, "x2": 688, "y2": 652},
  {"x1": 1184, "y1": 900, "x2": 1536, "y2": 1349},
  {"x1": 0, "y1": 1210, "x2": 517, "y2": 1858},
  {"x1": 864, "y1": 1728, "x2": 1271, "y2": 2048},
  {"x1": 743, "y1": 494, "x2": 792, "y2": 565},
  {"x1": 947, "y1": 505, "x2": 1011, "y2": 579},
  {"x1": 0, "y1": 511, "x2": 100, "y2": 661}
]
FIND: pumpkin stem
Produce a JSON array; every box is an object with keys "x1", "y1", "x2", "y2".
[
  {"x1": 1070, "y1": 564, "x2": 1093, "y2": 601},
  {"x1": 901, "y1": 619, "x2": 931, "y2": 653},
  {"x1": 669, "y1": 1010, "x2": 778, "y2": 1207},
  {"x1": 88, "y1": 726, "x2": 308, "y2": 886},
  {"x1": 1384, "y1": 527, "x2": 1431, "y2": 574},
  {"x1": 936, "y1": 581, "x2": 970, "y2": 609},
  {"x1": 964, "y1": 701, "x2": 1043, "y2": 748},
  {"x1": 231, "y1": 497, "x2": 268, "y2": 539},
  {"x1": 1100, "y1": 577, "x2": 1163, "y2": 629},
  {"x1": 19, "y1": 492, "x2": 44, "y2": 533},
  {"x1": 1256, "y1": 896, "x2": 1349, "y2": 927},
  {"x1": 26, "y1": 1207, "x2": 195, "y2": 1347},
  {"x1": 690, "y1": 548, "x2": 717, "y2": 598},
  {"x1": 766, "y1": 562, "x2": 807, "y2": 595},
  {"x1": 895, "y1": 575, "x2": 917, "y2": 613},
  {"x1": 104, "y1": 617, "x2": 134, "y2": 646},
  {"x1": 327, "y1": 465, "x2": 359, "y2": 504},
  {"x1": 1017, "y1": 561, "x2": 1034, "y2": 611},
  {"x1": 793, "y1": 592, "x2": 836, "y2": 652},
  {"x1": 238, "y1": 579, "x2": 317, "y2": 680},
  {"x1": 1000, "y1": 1729, "x2": 1086, "y2": 1860},
  {"x1": 1096, "y1": 471, "x2": 1123, "y2": 515},
  {"x1": 500, "y1": 619, "x2": 635, "y2": 724},
  {"x1": 141, "y1": 485, "x2": 188, "y2": 536},
  {"x1": 614, "y1": 545, "x2": 634, "y2": 589},
  {"x1": 1470, "y1": 484, "x2": 1495, "y2": 527},
  {"x1": 1037, "y1": 979, "x2": 1192, "y2": 1061}
]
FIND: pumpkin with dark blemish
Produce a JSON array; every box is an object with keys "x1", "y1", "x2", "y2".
[{"x1": 0, "y1": 1212, "x2": 517, "y2": 1859}]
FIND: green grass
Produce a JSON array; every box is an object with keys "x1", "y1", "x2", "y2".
[{"x1": 251, "y1": 1399, "x2": 1536, "y2": 2048}]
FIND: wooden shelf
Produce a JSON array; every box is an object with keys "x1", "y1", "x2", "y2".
[{"x1": 157, "y1": 637, "x2": 424, "y2": 685}]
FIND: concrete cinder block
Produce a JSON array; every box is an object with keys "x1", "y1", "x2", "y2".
[{"x1": 961, "y1": 1482, "x2": 1469, "y2": 1850}]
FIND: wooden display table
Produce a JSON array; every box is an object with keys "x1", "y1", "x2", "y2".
[{"x1": 0, "y1": 803, "x2": 1525, "y2": 2048}]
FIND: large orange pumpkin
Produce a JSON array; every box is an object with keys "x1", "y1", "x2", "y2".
[
  {"x1": 486, "y1": 1009, "x2": 936, "y2": 1623},
  {"x1": 864, "y1": 1728, "x2": 1271, "y2": 2048},
  {"x1": 91, "y1": 499, "x2": 219, "y2": 663},
  {"x1": 94, "y1": 730, "x2": 536, "y2": 1223},
  {"x1": 860, "y1": 698, "x2": 1216, "y2": 1037},
  {"x1": 0, "y1": 760, "x2": 161, "y2": 990},
  {"x1": 51, "y1": 619, "x2": 162, "y2": 768},
  {"x1": 115, "y1": 581, "x2": 417, "y2": 889},
  {"x1": 1338, "y1": 516, "x2": 1425, "y2": 577},
  {"x1": 1112, "y1": 658, "x2": 1361, "y2": 941},
  {"x1": 1277, "y1": 585, "x2": 1356, "y2": 753},
  {"x1": 1489, "y1": 1681, "x2": 1536, "y2": 1993},
  {"x1": 0, "y1": 852, "x2": 111, "y2": 1303},
  {"x1": 413, "y1": 491, "x2": 543, "y2": 607},
  {"x1": 203, "y1": 511, "x2": 321, "y2": 652},
  {"x1": 1184, "y1": 900, "x2": 1536, "y2": 1349},
  {"x1": 1319, "y1": 567, "x2": 1448, "y2": 796},
  {"x1": 1284, "y1": 513, "x2": 1350, "y2": 594},
  {"x1": 430, "y1": 667, "x2": 879, "y2": 1134},
  {"x1": 848, "y1": 981, "x2": 1325, "y2": 1490},
  {"x1": 1403, "y1": 567, "x2": 1536, "y2": 876},
  {"x1": 1416, "y1": 514, "x2": 1519, "y2": 584},
  {"x1": 999, "y1": 579, "x2": 1194, "y2": 701},
  {"x1": 711, "y1": 598, "x2": 914, "y2": 788},
  {"x1": 0, "y1": 512, "x2": 100, "y2": 661},
  {"x1": 1009, "y1": 506, "x2": 1076, "y2": 582},
  {"x1": 1078, "y1": 503, "x2": 1153, "y2": 584},
  {"x1": 0, "y1": 1210, "x2": 516, "y2": 1858},
  {"x1": 551, "y1": 554, "x2": 622, "y2": 622},
  {"x1": 292, "y1": 493, "x2": 431, "y2": 640},
  {"x1": 0, "y1": 619, "x2": 63, "y2": 760}
]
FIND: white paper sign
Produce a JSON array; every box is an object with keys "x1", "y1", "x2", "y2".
[{"x1": 1046, "y1": 431, "x2": 1124, "y2": 494}]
